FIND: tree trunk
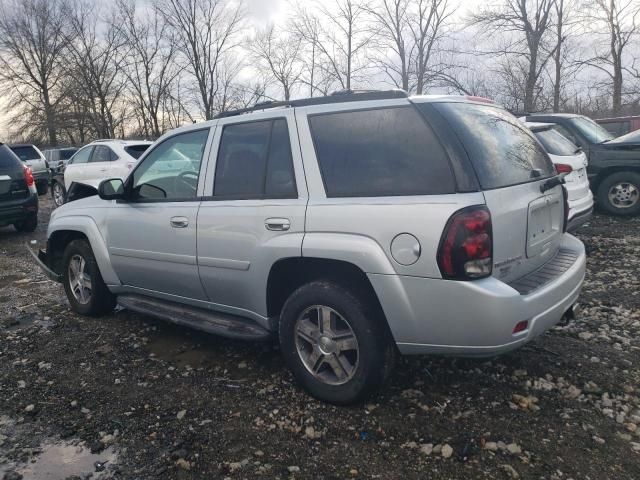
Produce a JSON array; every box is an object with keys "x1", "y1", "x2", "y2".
[{"x1": 553, "y1": 0, "x2": 563, "y2": 112}]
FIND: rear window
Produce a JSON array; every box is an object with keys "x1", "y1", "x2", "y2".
[
  {"x1": 308, "y1": 106, "x2": 455, "y2": 197},
  {"x1": 125, "y1": 144, "x2": 150, "y2": 159},
  {"x1": 10, "y1": 145, "x2": 40, "y2": 161},
  {"x1": 534, "y1": 128, "x2": 578, "y2": 156},
  {"x1": 0, "y1": 144, "x2": 21, "y2": 169},
  {"x1": 60, "y1": 149, "x2": 77, "y2": 160},
  {"x1": 430, "y1": 103, "x2": 555, "y2": 189}
]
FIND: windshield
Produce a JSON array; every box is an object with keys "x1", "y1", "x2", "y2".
[
  {"x1": 534, "y1": 128, "x2": 578, "y2": 156},
  {"x1": 609, "y1": 129, "x2": 640, "y2": 144},
  {"x1": 569, "y1": 117, "x2": 614, "y2": 143},
  {"x1": 10, "y1": 145, "x2": 41, "y2": 161}
]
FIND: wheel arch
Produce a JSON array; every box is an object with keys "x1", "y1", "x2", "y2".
[{"x1": 591, "y1": 166, "x2": 640, "y2": 190}]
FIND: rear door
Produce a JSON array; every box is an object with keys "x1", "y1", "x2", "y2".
[
  {"x1": 429, "y1": 102, "x2": 564, "y2": 283},
  {"x1": 196, "y1": 111, "x2": 307, "y2": 319}
]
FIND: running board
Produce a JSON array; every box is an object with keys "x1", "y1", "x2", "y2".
[{"x1": 117, "y1": 294, "x2": 272, "y2": 341}]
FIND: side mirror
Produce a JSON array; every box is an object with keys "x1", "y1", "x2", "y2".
[{"x1": 98, "y1": 178, "x2": 125, "y2": 200}]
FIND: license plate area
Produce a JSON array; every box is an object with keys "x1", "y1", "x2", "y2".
[
  {"x1": 527, "y1": 193, "x2": 562, "y2": 258},
  {"x1": 0, "y1": 176, "x2": 11, "y2": 196}
]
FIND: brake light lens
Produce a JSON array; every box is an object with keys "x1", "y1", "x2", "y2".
[
  {"x1": 437, "y1": 206, "x2": 493, "y2": 280},
  {"x1": 555, "y1": 163, "x2": 572, "y2": 174},
  {"x1": 24, "y1": 166, "x2": 34, "y2": 187}
]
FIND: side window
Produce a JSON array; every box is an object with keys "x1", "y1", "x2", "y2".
[
  {"x1": 132, "y1": 129, "x2": 209, "y2": 201},
  {"x1": 91, "y1": 146, "x2": 112, "y2": 163},
  {"x1": 214, "y1": 118, "x2": 297, "y2": 199},
  {"x1": 69, "y1": 146, "x2": 93, "y2": 164},
  {"x1": 309, "y1": 106, "x2": 455, "y2": 197}
]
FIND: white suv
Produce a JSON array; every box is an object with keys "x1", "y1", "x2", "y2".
[
  {"x1": 30, "y1": 91, "x2": 586, "y2": 404},
  {"x1": 63, "y1": 140, "x2": 151, "y2": 191}
]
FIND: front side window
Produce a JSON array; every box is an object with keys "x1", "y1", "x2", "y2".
[
  {"x1": 309, "y1": 106, "x2": 455, "y2": 197},
  {"x1": 69, "y1": 146, "x2": 93, "y2": 164},
  {"x1": 214, "y1": 118, "x2": 297, "y2": 199},
  {"x1": 132, "y1": 129, "x2": 209, "y2": 200}
]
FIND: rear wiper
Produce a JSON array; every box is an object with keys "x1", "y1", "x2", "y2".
[{"x1": 540, "y1": 174, "x2": 567, "y2": 193}]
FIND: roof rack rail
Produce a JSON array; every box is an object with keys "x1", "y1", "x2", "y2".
[{"x1": 214, "y1": 89, "x2": 408, "y2": 119}]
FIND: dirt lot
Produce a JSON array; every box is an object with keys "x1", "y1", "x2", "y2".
[{"x1": 0, "y1": 196, "x2": 639, "y2": 480}]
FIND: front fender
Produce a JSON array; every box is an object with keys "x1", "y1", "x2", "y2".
[{"x1": 48, "y1": 215, "x2": 120, "y2": 286}]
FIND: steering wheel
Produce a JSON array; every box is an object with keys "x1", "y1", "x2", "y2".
[{"x1": 174, "y1": 171, "x2": 199, "y2": 196}]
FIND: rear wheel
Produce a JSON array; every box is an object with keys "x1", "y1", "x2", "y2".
[
  {"x1": 597, "y1": 171, "x2": 640, "y2": 216},
  {"x1": 51, "y1": 181, "x2": 66, "y2": 207},
  {"x1": 13, "y1": 212, "x2": 37, "y2": 233},
  {"x1": 62, "y1": 239, "x2": 116, "y2": 316},
  {"x1": 279, "y1": 280, "x2": 395, "y2": 405}
]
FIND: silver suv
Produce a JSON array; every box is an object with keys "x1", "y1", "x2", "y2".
[{"x1": 29, "y1": 91, "x2": 586, "y2": 404}]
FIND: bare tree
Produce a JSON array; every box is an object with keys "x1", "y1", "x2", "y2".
[
  {"x1": 582, "y1": 0, "x2": 640, "y2": 115},
  {"x1": 250, "y1": 25, "x2": 303, "y2": 101},
  {"x1": 470, "y1": 0, "x2": 556, "y2": 112},
  {"x1": 117, "y1": 0, "x2": 180, "y2": 137},
  {"x1": 0, "y1": 0, "x2": 69, "y2": 145},
  {"x1": 65, "y1": 0, "x2": 128, "y2": 138},
  {"x1": 157, "y1": 0, "x2": 245, "y2": 119}
]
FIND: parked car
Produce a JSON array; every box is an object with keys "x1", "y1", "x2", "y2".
[
  {"x1": 525, "y1": 113, "x2": 640, "y2": 216},
  {"x1": 43, "y1": 147, "x2": 78, "y2": 174},
  {"x1": 63, "y1": 139, "x2": 151, "y2": 191},
  {"x1": 30, "y1": 91, "x2": 586, "y2": 404},
  {"x1": 8, "y1": 143, "x2": 49, "y2": 195},
  {"x1": 525, "y1": 122, "x2": 594, "y2": 231},
  {"x1": 608, "y1": 128, "x2": 640, "y2": 145},
  {"x1": 0, "y1": 143, "x2": 38, "y2": 232},
  {"x1": 596, "y1": 115, "x2": 640, "y2": 137},
  {"x1": 50, "y1": 171, "x2": 66, "y2": 208}
]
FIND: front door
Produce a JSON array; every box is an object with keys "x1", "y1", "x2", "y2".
[
  {"x1": 105, "y1": 128, "x2": 213, "y2": 300},
  {"x1": 197, "y1": 112, "x2": 307, "y2": 319}
]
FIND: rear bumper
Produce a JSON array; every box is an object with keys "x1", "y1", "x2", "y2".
[
  {"x1": 369, "y1": 234, "x2": 586, "y2": 356},
  {"x1": 0, "y1": 193, "x2": 38, "y2": 226},
  {"x1": 567, "y1": 206, "x2": 593, "y2": 232},
  {"x1": 567, "y1": 189, "x2": 594, "y2": 232}
]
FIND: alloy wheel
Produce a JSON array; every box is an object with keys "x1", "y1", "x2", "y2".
[
  {"x1": 608, "y1": 182, "x2": 639, "y2": 209},
  {"x1": 53, "y1": 183, "x2": 64, "y2": 207},
  {"x1": 68, "y1": 254, "x2": 92, "y2": 304},
  {"x1": 294, "y1": 305, "x2": 359, "y2": 385}
]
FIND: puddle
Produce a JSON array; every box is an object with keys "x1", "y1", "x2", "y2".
[
  {"x1": 4, "y1": 313, "x2": 53, "y2": 331},
  {"x1": 147, "y1": 335, "x2": 215, "y2": 369},
  {"x1": 13, "y1": 442, "x2": 116, "y2": 480}
]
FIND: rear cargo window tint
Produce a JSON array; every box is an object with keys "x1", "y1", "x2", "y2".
[
  {"x1": 0, "y1": 145, "x2": 21, "y2": 168},
  {"x1": 9, "y1": 145, "x2": 40, "y2": 161},
  {"x1": 534, "y1": 129, "x2": 577, "y2": 156},
  {"x1": 309, "y1": 106, "x2": 454, "y2": 197},
  {"x1": 431, "y1": 103, "x2": 555, "y2": 190}
]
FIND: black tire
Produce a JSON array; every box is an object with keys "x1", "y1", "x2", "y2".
[
  {"x1": 13, "y1": 212, "x2": 37, "y2": 233},
  {"x1": 51, "y1": 181, "x2": 66, "y2": 207},
  {"x1": 62, "y1": 239, "x2": 116, "y2": 317},
  {"x1": 596, "y1": 171, "x2": 640, "y2": 216},
  {"x1": 36, "y1": 181, "x2": 48, "y2": 196},
  {"x1": 279, "y1": 280, "x2": 395, "y2": 405}
]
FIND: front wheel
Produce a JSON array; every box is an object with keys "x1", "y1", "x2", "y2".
[
  {"x1": 596, "y1": 171, "x2": 640, "y2": 216},
  {"x1": 51, "y1": 181, "x2": 66, "y2": 207},
  {"x1": 279, "y1": 280, "x2": 395, "y2": 405},
  {"x1": 62, "y1": 239, "x2": 116, "y2": 316}
]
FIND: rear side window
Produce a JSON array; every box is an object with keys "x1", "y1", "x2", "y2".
[
  {"x1": 309, "y1": 106, "x2": 454, "y2": 197},
  {"x1": 534, "y1": 128, "x2": 578, "y2": 156},
  {"x1": 9, "y1": 145, "x2": 40, "y2": 161},
  {"x1": 125, "y1": 144, "x2": 150, "y2": 159},
  {"x1": 0, "y1": 144, "x2": 21, "y2": 169},
  {"x1": 431, "y1": 103, "x2": 555, "y2": 190},
  {"x1": 214, "y1": 119, "x2": 297, "y2": 199}
]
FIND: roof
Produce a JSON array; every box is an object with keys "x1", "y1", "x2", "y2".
[
  {"x1": 526, "y1": 113, "x2": 580, "y2": 119},
  {"x1": 8, "y1": 143, "x2": 37, "y2": 148},
  {"x1": 91, "y1": 139, "x2": 152, "y2": 145}
]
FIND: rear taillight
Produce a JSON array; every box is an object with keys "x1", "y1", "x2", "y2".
[
  {"x1": 437, "y1": 206, "x2": 493, "y2": 280},
  {"x1": 555, "y1": 163, "x2": 572, "y2": 174},
  {"x1": 24, "y1": 166, "x2": 34, "y2": 187}
]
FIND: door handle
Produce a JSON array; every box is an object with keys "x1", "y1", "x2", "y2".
[
  {"x1": 265, "y1": 218, "x2": 290, "y2": 231},
  {"x1": 170, "y1": 216, "x2": 189, "y2": 228}
]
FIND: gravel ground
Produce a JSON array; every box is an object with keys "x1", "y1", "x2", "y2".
[{"x1": 1, "y1": 196, "x2": 639, "y2": 480}]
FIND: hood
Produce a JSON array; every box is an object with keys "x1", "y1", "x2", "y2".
[
  {"x1": 591, "y1": 141, "x2": 640, "y2": 152},
  {"x1": 51, "y1": 191, "x2": 107, "y2": 218}
]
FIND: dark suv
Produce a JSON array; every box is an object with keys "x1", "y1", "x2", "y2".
[
  {"x1": 525, "y1": 113, "x2": 640, "y2": 216},
  {"x1": 0, "y1": 143, "x2": 38, "y2": 232}
]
